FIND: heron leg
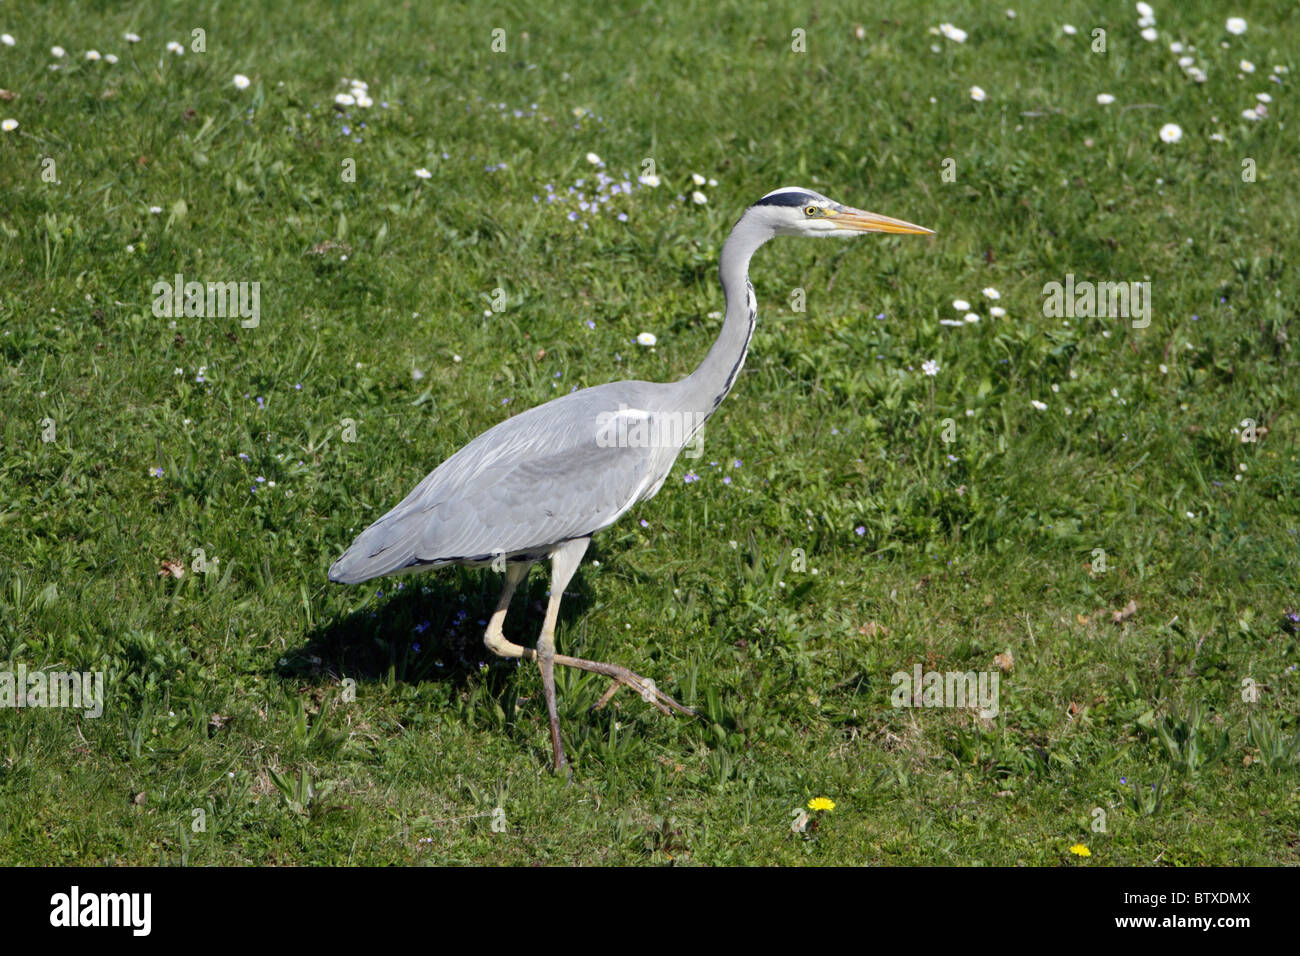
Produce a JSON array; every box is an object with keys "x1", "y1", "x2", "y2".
[
  {"x1": 482, "y1": 562, "x2": 532, "y2": 660},
  {"x1": 536, "y1": 537, "x2": 589, "y2": 772},
  {"x1": 553, "y1": 652, "x2": 698, "y2": 717},
  {"x1": 538, "y1": 540, "x2": 696, "y2": 720}
]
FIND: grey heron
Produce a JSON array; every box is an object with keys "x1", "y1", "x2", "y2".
[{"x1": 329, "y1": 186, "x2": 932, "y2": 770}]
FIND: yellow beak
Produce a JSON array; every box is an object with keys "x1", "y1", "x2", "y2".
[{"x1": 835, "y1": 207, "x2": 934, "y2": 236}]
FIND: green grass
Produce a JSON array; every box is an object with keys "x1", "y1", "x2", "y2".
[{"x1": 1, "y1": 0, "x2": 1297, "y2": 865}]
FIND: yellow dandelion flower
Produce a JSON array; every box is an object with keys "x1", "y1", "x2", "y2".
[
  {"x1": 807, "y1": 797, "x2": 835, "y2": 812},
  {"x1": 1069, "y1": 844, "x2": 1091, "y2": 857}
]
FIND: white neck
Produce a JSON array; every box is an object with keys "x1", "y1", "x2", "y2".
[{"x1": 678, "y1": 212, "x2": 773, "y2": 416}]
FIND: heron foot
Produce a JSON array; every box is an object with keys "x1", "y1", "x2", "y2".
[
  {"x1": 552, "y1": 653, "x2": 698, "y2": 718},
  {"x1": 536, "y1": 646, "x2": 570, "y2": 773}
]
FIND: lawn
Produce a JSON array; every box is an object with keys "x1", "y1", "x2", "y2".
[{"x1": 0, "y1": 0, "x2": 1297, "y2": 865}]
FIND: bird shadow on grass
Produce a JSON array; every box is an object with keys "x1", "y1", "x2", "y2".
[{"x1": 279, "y1": 553, "x2": 599, "y2": 710}]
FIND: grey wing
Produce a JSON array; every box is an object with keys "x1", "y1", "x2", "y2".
[{"x1": 328, "y1": 406, "x2": 662, "y2": 584}]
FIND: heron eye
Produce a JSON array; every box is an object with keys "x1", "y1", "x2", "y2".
[{"x1": 804, "y1": 205, "x2": 819, "y2": 217}]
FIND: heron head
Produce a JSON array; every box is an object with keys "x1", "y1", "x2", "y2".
[{"x1": 749, "y1": 187, "x2": 933, "y2": 239}]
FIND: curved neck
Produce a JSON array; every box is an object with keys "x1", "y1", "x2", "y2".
[{"x1": 680, "y1": 213, "x2": 773, "y2": 414}]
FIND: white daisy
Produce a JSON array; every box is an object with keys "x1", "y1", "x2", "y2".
[
  {"x1": 1062, "y1": 25, "x2": 1077, "y2": 35},
  {"x1": 938, "y1": 23, "x2": 968, "y2": 43},
  {"x1": 1225, "y1": 17, "x2": 1247, "y2": 36},
  {"x1": 1240, "y1": 59, "x2": 1255, "y2": 73},
  {"x1": 636, "y1": 332, "x2": 657, "y2": 346},
  {"x1": 334, "y1": 92, "x2": 355, "y2": 106},
  {"x1": 0, "y1": 34, "x2": 14, "y2": 47},
  {"x1": 166, "y1": 41, "x2": 184, "y2": 54},
  {"x1": 1136, "y1": 2, "x2": 1154, "y2": 18},
  {"x1": 1, "y1": 118, "x2": 16, "y2": 132},
  {"x1": 989, "y1": 306, "x2": 1006, "y2": 317},
  {"x1": 51, "y1": 46, "x2": 66, "y2": 58},
  {"x1": 982, "y1": 287, "x2": 1000, "y2": 300},
  {"x1": 233, "y1": 73, "x2": 251, "y2": 90},
  {"x1": 124, "y1": 32, "x2": 140, "y2": 43},
  {"x1": 969, "y1": 85, "x2": 987, "y2": 102},
  {"x1": 922, "y1": 359, "x2": 940, "y2": 376},
  {"x1": 964, "y1": 313, "x2": 980, "y2": 323},
  {"x1": 1030, "y1": 400, "x2": 1047, "y2": 411},
  {"x1": 586, "y1": 152, "x2": 602, "y2": 165},
  {"x1": 1096, "y1": 93, "x2": 1116, "y2": 105},
  {"x1": 691, "y1": 190, "x2": 707, "y2": 204},
  {"x1": 638, "y1": 173, "x2": 660, "y2": 187},
  {"x1": 1140, "y1": 27, "x2": 1158, "y2": 42},
  {"x1": 414, "y1": 168, "x2": 432, "y2": 179},
  {"x1": 1158, "y1": 123, "x2": 1182, "y2": 143},
  {"x1": 85, "y1": 49, "x2": 101, "y2": 61}
]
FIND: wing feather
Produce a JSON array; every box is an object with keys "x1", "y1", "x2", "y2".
[{"x1": 328, "y1": 385, "x2": 670, "y2": 583}]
